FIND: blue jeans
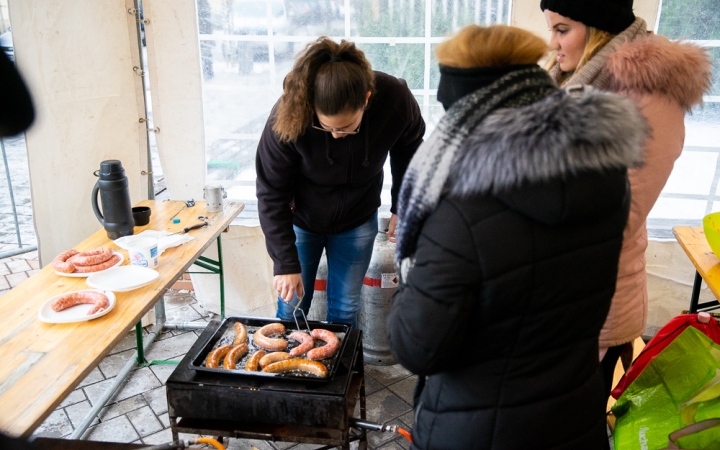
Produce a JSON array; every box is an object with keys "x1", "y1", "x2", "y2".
[{"x1": 277, "y1": 211, "x2": 377, "y2": 328}]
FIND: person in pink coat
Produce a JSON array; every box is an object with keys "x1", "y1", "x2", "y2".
[{"x1": 541, "y1": 0, "x2": 712, "y2": 401}]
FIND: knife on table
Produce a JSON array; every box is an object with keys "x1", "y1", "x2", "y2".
[{"x1": 169, "y1": 222, "x2": 208, "y2": 235}]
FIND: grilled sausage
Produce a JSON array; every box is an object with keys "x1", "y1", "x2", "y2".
[
  {"x1": 68, "y1": 247, "x2": 113, "y2": 266},
  {"x1": 52, "y1": 249, "x2": 79, "y2": 273},
  {"x1": 72, "y1": 254, "x2": 121, "y2": 273},
  {"x1": 307, "y1": 329, "x2": 340, "y2": 360},
  {"x1": 51, "y1": 291, "x2": 110, "y2": 315},
  {"x1": 206, "y1": 345, "x2": 232, "y2": 369},
  {"x1": 259, "y1": 351, "x2": 290, "y2": 369},
  {"x1": 288, "y1": 331, "x2": 314, "y2": 357},
  {"x1": 222, "y1": 343, "x2": 249, "y2": 370},
  {"x1": 252, "y1": 323, "x2": 288, "y2": 351},
  {"x1": 261, "y1": 359, "x2": 328, "y2": 378},
  {"x1": 233, "y1": 322, "x2": 248, "y2": 346},
  {"x1": 245, "y1": 350, "x2": 267, "y2": 371}
]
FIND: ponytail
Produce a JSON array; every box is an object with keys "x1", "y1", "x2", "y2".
[{"x1": 272, "y1": 36, "x2": 375, "y2": 143}]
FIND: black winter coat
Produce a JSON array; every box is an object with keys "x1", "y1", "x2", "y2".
[
  {"x1": 388, "y1": 87, "x2": 646, "y2": 450},
  {"x1": 256, "y1": 71, "x2": 425, "y2": 275}
]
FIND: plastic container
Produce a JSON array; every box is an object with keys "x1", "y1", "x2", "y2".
[{"x1": 126, "y1": 237, "x2": 159, "y2": 269}]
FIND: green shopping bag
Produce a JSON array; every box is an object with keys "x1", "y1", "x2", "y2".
[{"x1": 612, "y1": 327, "x2": 720, "y2": 450}]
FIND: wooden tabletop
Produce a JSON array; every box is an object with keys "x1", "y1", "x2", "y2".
[
  {"x1": 0, "y1": 200, "x2": 244, "y2": 437},
  {"x1": 672, "y1": 226, "x2": 720, "y2": 299}
]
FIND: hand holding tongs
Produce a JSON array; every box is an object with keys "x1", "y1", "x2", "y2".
[{"x1": 169, "y1": 222, "x2": 208, "y2": 235}]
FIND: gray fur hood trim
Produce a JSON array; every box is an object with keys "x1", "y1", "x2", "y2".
[{"x1": 448, "y1": 86, "x2": 648, "y2": 198}]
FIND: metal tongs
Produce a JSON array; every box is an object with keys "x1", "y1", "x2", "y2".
[{"x1": 292, "y1": 296, "x2": 312, "y2": 333}]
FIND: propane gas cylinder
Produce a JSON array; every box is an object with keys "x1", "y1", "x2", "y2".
[
  {"x1": 358, "y1": 213, "x2": 398, "y2": 365},
  {"x1": 307, "y1": 250, "x2": 328, "y2": 321}
]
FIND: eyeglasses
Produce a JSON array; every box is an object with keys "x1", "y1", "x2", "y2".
[{"x1": 311, "y1": 116, "x2": 362, "y2": 135}]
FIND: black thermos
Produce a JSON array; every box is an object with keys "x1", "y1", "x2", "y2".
[{"x1": 91, "y1": 160, "x2": 135, "y2": 240}]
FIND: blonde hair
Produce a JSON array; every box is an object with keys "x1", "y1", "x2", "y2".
[
  {"x1": 436, "y1": 24, "x2": 549, "y2": 68},
  {"x1": 576, "y1": 27, "x2": 615, "y2": 72},
  {"x1": 547, "y1": 26, "x2": 615, "y2": 84}
]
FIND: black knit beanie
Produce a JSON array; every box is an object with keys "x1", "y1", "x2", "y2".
[{"x1": 540, "y1": 0, "x2": 635, "y2": 34}]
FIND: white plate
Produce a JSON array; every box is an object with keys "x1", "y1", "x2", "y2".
[
  {"x1": 38, "y1": 290, "x2": 116, "y2": 323},
  {"x1": 85, "y1": 265, "x2": 159, "y2": 292},
  {"x1": 54, "y1": 251, "x2": 124, "y2": 278}
]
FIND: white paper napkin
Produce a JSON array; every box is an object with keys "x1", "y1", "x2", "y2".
[{"x1": 114, "y1": 230, "x2": 193, "y2": 255}]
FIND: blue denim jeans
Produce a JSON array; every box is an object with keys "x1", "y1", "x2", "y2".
[{"x1": 277, "y1": 211, "x2": 378, "y2": 328}]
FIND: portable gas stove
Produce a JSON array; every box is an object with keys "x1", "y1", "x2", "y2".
[{"x1": 166, "y1": 318, "x2": 367, "y2": 449}]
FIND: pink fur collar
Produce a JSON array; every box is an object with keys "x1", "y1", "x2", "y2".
[{"x1": 606, "y1": 34, "x2": 712, "y2": 111}]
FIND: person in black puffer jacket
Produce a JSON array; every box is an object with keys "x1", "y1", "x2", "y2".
[{"x1": 387, "y1": 24, "x2": 647, "y2": 450}]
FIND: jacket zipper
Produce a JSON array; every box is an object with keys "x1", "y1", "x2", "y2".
[{"x1": 331, "y1": 140, "x2": 352, "y2": 231}]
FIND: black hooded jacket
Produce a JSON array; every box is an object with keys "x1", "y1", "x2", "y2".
[
  {"x1": 388, "y1": 86, "x2": 646, "y2": 449},
  {"x1": 256, "y1": 71, "x2": 425, "y2": 275}
]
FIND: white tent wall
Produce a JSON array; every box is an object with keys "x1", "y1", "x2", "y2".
[
  {"x1": 142, "y1": 0, "x2": 206, "y2": 201},
  {"x1": 8, "y1": 0, "x2": 149, "y2": 266},
  {"x1": 190, "y1": 226, "x2": 277, "y2": 319}
]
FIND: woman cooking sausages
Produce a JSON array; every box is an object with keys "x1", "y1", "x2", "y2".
[
  {"x1": 541, "y1": 0, "x2": 712, "y2": 402},
  {"x1": 387, "y1": 24, "x2": 647, "y2": 449},
  {"x1": 256, "y1": 37, "x2": 425, "y2": 328}
]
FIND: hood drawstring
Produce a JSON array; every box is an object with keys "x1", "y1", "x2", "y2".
[
  {"x1": 324, "y1": 132, "x2": 334, "y2": 165},
  {"x1": 362, "y1": 114, "x2": 369, "y2": 167}
]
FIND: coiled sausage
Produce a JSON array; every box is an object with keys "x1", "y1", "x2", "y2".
[
  {"x1": 72, "y1": 254, "x2": 121, "y2": 273},
  {"x1": 52, "y1": 249, "x2": 79, "y2": 273},
  {"x1": 259, "y1": 351, "x2": 290, "y2": 369},
  {"x1": 245, "y1": 350, "x2": 266, "y2": 371},
  {"x1": 206, "y1": 345, "x2": 232, "y2": 369},
  {"x1": 307, "y1": 329, "x2": 340, "y2": 360},
  {"x1": 51, "y1": 291, "x2": 110, "y2": 315},
  {"x1": 252, "y1": 323, "x2": 288, "y2": 351},
  {"x1": 288, "y1": 331, "x2": 314, "y2": 357},
  {"x1": 233, "y1": 322, "x2": 248, "y2": 346},
  {"x1": 68, "y1": 248, "x2": 113, "y2": 266},
  {"x1": 223, "y1": 343, "x2": 249, "y2": 370},
  {"x1": 261, "y1": 359, "x2": 328, "y2": 378}
]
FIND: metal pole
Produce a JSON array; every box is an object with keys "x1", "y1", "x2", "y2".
[
  {"x1": 1, "y1": 138, "x2": 23, "y2": 247},
  {"x1": 133, "y1": 0, "x2": 155, "y2": 201},
  {"x1": 0, "y1": 245, "x2": 37, "y2": 260},
  {"x1": 69, "y1": 322, "x2": 164, "y2": 439}
]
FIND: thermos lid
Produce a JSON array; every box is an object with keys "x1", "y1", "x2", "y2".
[{"x1": 97, "y1": 160, "x2": 126, "y2": 180}]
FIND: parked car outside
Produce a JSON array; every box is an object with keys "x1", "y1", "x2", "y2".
[{"x1": 230, "y1": 0, "x2": 294, "y2": 73}]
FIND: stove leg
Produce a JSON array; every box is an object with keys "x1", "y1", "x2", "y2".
[
  {"x1": 169, "y1": 416, "x2": 178, "y2": 442},
  {"x1": 358, "y1": 346, "x2": 367, "y2": 450}
]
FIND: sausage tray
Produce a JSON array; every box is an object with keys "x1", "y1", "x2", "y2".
[{"x1": 188, "y1": 316, "x2": 350, "y2": 383}]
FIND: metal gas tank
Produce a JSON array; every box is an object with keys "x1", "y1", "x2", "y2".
[
  {"x1": 358, "y1": 213, "x2": 398, "y2": 365},
  {"x1": 307, "y1": 250, "x2": 328, "y2": 321}
]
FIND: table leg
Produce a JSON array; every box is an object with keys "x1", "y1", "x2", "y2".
[
  {"x1": 190, "y1": 234, "x2": 226, "y2": 320},
  {"x1": 135, "y1": 322, "x2": 145, "y2": 365}
]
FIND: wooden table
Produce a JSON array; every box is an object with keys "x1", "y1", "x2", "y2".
[
  {"x1": 0, "y1": 199, "x2": 244, "y2": 437},
  {"x1": 672, "y1": 226, "x2": 720, "y2": 312}
]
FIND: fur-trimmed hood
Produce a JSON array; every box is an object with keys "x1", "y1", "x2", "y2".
[
  {"x1": 449, "y1": 86, "x2": 646, "y2": 196},
  {"x1": 447, "y1": 86, "x2": 647, "y2": 224},
  {"x1": 606, "y1": 34, "x2": 712, "y2": 111}
]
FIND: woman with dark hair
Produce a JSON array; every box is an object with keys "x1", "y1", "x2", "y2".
[
  {"x1": 387, "y1": 24, "x2": 646, "y2": 449},
  {"x1": 256, "y1": 37, "x2": 425, "y2": 327},
  {"x1": 542, "y1": 0, "x2": 712, "y2": 400}
]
